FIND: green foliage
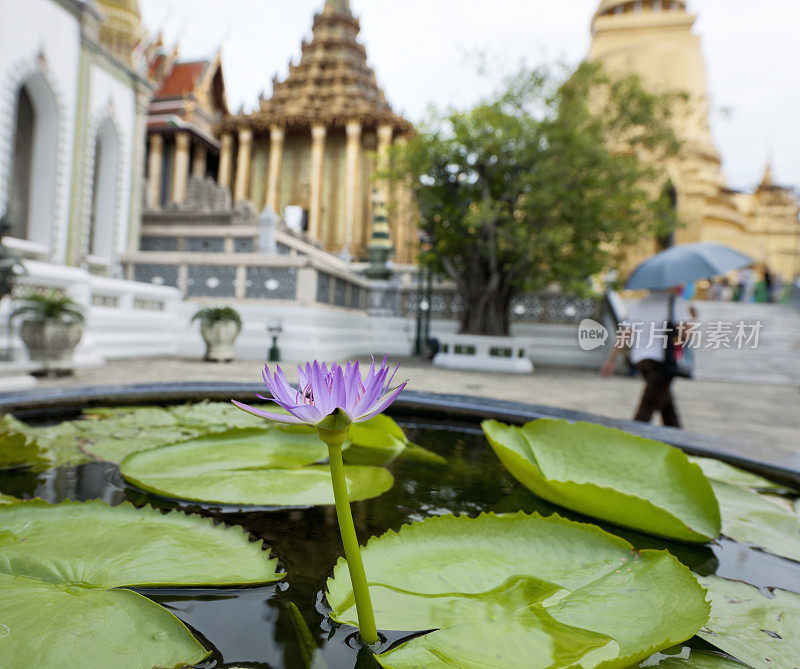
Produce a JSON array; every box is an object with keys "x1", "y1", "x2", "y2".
[
  {"x1": 698, "y1": 576, "x2": 800, "y2": 669},
  {"x1": 0, "y1": 500, "x2": 281, "y2": 667},
  {"x1": 344, "y1": 414, "x2": 446, "y2": 466},
  {"x1": 637, "y1": 646, "x2": 749, "y2": 668},
  {"x1": 0, "y1": 493, "x2": 20, "y2": 504},
  {"x1": 389, "y1": 63, "x2": 681, "y2": 334},
  {"x1": 191, "y1": 305, "x2": 243, "y2": 329},
  {"x1": 0, "y1": 418, "x2": 47, "y2": 470},
  {"x1": 326, "y1": 513, "x2": 709, "y2": 668},
  {"x1": 10, "y1": 290, "x2": 85, "y2": 324},
  {"x1": 689, "y1": 455, "x2": 789, "y2": 492},
  {"x1": 482, "y1": 418, "x2": 720, "y2": 542},
  {"x1": 711, "y1": 480, "x2": 800, "y2": 562},
  {"x1": 120, "y1": 426, "x2": 395, "y2": 506}
]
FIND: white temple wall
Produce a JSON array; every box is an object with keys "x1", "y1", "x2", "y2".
[
  {"x1": 84, "y1": 62, "x2": 137, "y2": 267},
  {"x1": 0, "y1": 0, "x2": 80, "y2": 263}
]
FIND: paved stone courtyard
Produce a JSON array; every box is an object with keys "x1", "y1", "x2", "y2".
[{"x1": 33, "y1": 356, "x2": 800, "y2": 463}]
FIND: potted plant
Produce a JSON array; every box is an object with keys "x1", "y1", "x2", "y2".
[
  {"x1": 191, "y1": 306, "x2": 243, "y2": 362},
  {"x1": 11, "y1": 290, "x2": 85, "y2": 376}
]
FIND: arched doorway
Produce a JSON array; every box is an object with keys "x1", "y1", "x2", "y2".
[
  {"x1": 6, "y1": 73, "x2": 59, "y2": 249},
  {"x1": 88, "y1": 118, "x2": 120, "y2": 260}
]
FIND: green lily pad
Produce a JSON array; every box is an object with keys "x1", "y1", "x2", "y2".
[
  {"x1": 0, "y1": 429, "x2": 47, "y2": 470},
  {"x1": 482, "y1": 419, "x2": 721, "y2": 543},
  {"x1": 698, "y1": 576, "x2": 800, "y2": 668},
  {"x1": 0, "y1": 500, "x2": 281, "y2": 668},
  {"x1": 343, "y1": 415, "x2": 445, "y2": 466},
  {"x1": 690, "y1": 456, "x2": 788, "y2": 492},
  {"x1": 327, "y1": 513, "x2": 710, "y2": 668},
  {"x1": 638, "y1": 646, "x2": 748, "y2": 667},
  {"x1": 711, "y1": 480, "x2": 800, "y2": 562},
  {"x1": 167, "y1": 400, "x2": 268, "y2": 429},
  {"x1": 120, "y1": 427, "x2": 394, "y2": 506}
]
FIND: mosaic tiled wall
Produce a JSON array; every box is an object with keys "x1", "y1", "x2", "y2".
[
  {"x1": 140, "y1": 236, "x2": 178, "y2": 251},
  {"x1": 185, "y1": 237, "x2": 225, "y2": 253},
  {"x1": 186, "y1": 265, "x2": 237, "y2": 298},
  {"x1": 133, "y1": 263, "x2": 179, "y2": 287},
  {"x1": 401, "y1": 289, "x2": 600, "y2": 324},
  {"x1": 244, "y1": 267, "x2": 297, "y2": 300}
]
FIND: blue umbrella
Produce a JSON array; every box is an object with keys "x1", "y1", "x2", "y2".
[{"x1": 626, "y1": 242, "x2": 753, "y2": 290}]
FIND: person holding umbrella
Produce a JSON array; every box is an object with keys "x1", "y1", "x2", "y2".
[
  {"x1": 601, "y1": 242, "x2": 753, "y2": 428},
  {"x1": 601, "y1": 284, "x2": 693, "y2": 427}
]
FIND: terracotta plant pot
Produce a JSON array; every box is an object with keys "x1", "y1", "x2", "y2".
[
  {"x1": 200, "y1": 320, "x2": 240, "y2": 362},
  {"x1": 19, "y1": 320, "x2": 83, "y2": 376}
]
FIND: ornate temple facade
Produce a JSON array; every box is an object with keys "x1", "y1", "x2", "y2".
[
  {"x1": 589, "y1": 0, "x2": 800, "y2": 279},
  {"x1": 142, "y1": 48, "x2": 228, "y2": 212},
  {"x1": 217, "y1": 0, "x2": 416, "y2": 264},
  {"x1": 0, "y1": 0, "x2": 151, "y2": 274}
]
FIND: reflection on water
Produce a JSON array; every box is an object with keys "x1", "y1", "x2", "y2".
[{"x1": 1, "y1": 423, "x2": 799, "y2": 668}]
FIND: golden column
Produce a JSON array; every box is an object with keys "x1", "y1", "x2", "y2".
[
  {"x1": 266, "y1": 125, "x2": 285, "y2": 211},
  {"x1": 191, "y1": 142, "x2": 207, "y2": 178},
  {"x1": 171, "y1": 132, "x2": 190, "y2": 204},
  {"x1": 233, "y1": 128, "x2": 253, "y2": 203},
  {"x1": 309, "y1": 124, "x2": 327, "y2": 240},
  {"x1": 377, "y1": 124, "x2": 393, "y2": 224},
  {"x1": 344, "y1": 121, "x2": 362, "y2": 254},
  {"x1": 393, "y1": 134, "x2": 411, "y2": 263},
  {"x1": 145, "y1": 133, "x2": 163, "y2": 210},
  {"x1": 218, "y1": 133, "x2": 234, "y2": 189}
]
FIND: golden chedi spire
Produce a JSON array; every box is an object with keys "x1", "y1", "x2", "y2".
[
  {"x1": 95, "y1": 0, "x2": 146, "y2": 64},
  {"x1": 245, "y1": 0, "x2": 408, "y2": 131},
  {"x1": 593, "y1": 0, "x2": 687, "y2": 25}
]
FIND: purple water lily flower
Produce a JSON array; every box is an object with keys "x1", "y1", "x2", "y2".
[{"x1": 233, "y1": 356, "x2": 407, "y2": 431}]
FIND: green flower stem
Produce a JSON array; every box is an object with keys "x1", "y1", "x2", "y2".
[{"x1": 319, "y1": 430, "x2": 379, "y2": 646}]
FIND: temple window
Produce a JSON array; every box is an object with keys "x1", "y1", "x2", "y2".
[{"x1": 7, "y1": 73, "x2": 59, "y2": 250}]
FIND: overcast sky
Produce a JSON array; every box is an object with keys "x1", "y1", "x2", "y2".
[{"x1": 139, "y1": 0, "x2": 800, "y2": 192}]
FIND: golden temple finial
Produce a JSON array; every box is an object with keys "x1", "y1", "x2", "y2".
[
  {"x1": 324, "y1": 0, "x2": 352, "y2": 14},
  {"x1": 761, "y1": 161, "x2": 774, "y2": 187}
]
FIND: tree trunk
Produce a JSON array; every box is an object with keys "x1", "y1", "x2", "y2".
[{"x1": 458, "y1": 275, "x2": 512, "y2": 336}]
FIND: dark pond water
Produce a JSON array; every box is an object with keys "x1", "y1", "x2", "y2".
[{"x1": 2, "y1": 418, "x2": 799, "y2": 668}]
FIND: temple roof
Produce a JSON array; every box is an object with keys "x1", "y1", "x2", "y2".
[
  {"x1": 148, "y1": 53, "x2": 228, "y2": 147},
  {"x1": 594, "y1": 0, "x2": 687, "y2": 21},
  {"x1": 225, "y1": 0, "x2": 409, "y2": 133},
  {"x1": 155, "y1": 60, "x2": 207, "y2": 98}
]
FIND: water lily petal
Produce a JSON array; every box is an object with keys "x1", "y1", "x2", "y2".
[
  {"x1": 270, "y1": 365, "x2": 297, "y2": 405},
  {"x1": 332, "y1": 364, "x2": 348, "y2": 411},
  {"x1": 356, "y1": 382, "x2": 408, "y2": 422},
  {"x1": 311, "y1": 360, "x2": 334, "y2": 416},
  {"x1": 231, "y1": 401, "x2": 306, "y2": 424}
]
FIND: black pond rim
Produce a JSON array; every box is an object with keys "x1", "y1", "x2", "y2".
[{"x1": 1, "y1": 382, "x2": 798, "y2": 489}]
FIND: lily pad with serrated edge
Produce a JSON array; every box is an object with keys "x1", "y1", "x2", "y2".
[
  {"x1": 698, "y1": 575, "x2": 800, "y2": 669},
  {"x1": 327, "y1": 512, "x2": 710, "y2": 669},
  {"x1": 120, "y1": 426, "x2": 394, "y2": 506},
  {"x1": 482, "y1": 419, "x2": 721, "y2": 542},
  {"x1": 0, "y1": 500, "x2": 281, "y2": 668}
]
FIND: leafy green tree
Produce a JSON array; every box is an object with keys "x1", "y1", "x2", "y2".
[{"x1": 391, "y1": 63, "x2": 681, "y2": 336}]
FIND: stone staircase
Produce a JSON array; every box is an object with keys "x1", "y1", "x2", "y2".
[{"x1": 690, "y1": 301, "x2": 800, "y2": 385}]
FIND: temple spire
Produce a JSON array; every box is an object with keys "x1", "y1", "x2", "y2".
[
  {"x1": 761, "y1": 162, "x2": 774, "y2": 187},
  {"x1": 324, "y1": 0, "x2": 352, "y2": 14}
]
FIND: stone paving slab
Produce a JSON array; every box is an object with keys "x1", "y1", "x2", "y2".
[{"x1": 26, "y1": 356, "x2": 800, "y2": 464}]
